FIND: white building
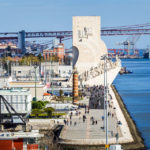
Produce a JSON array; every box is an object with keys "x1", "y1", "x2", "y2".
[
  {"x1": 41, "y1": 62, "x2": 72, "y2": 84},
  {"x1": 8, "y1": 81, "x2": 46, "y2": 100},
  {"x1": 41, "y1": 62, "x2": 59, "y2": 82},
  {"x1": 11, "y1": 65, "x2": 40, "y2": 81},
  {"x1": 0, "y1": 88, "x2": 32, "y2": 114},
  {"x1": 58, "y1": 65, "x2": 72, "y2": 78}
]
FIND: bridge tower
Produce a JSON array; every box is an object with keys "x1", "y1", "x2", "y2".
[{"x1": 18, "y1": 30, "x2": 26, "y2": 54}]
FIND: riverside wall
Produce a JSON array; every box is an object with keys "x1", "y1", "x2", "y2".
[{"x1": 111, "y1": 85, "x2": 146, "y2": 150}]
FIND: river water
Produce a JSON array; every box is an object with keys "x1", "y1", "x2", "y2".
[{"x1": 113, "y1": 59, "x2": 150, "y2": 150}]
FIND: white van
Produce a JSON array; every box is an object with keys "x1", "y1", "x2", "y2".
[{"x1": 109, "y1": 144, "x2": 122, "y2": 150}]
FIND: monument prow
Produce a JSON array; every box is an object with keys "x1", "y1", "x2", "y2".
[{"x1": 72, "y1": 16, "x2": 107, "y2": 74}]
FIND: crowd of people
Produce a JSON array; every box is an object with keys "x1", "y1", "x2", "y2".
[{"x1": 88, "y1": 85, "x2": 105, "y2": 109}]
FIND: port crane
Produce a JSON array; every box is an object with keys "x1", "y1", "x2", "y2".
[{"x1": 116, "y1": 34, "x2": 141, "y2": 55}]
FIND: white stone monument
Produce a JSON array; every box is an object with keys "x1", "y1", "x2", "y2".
[{"x1": 72, "y1": 16, "x2": 107, "y2": 74}]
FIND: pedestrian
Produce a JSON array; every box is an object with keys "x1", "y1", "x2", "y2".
[
  {"x1": 83, "y1": 115, "x2": 86, "y2": 122},
  {"x1": 71, "y1": 112, "x2": 73, "y2": 116},
  {"x1": 111, "y1": 131, "x2": 114, "y2": 136},
  {"x1": 66, "y1": 120, "x2": 69, "y2": 125},
  {"x1": 70, "y1": 115, "x2": 72, "y2": 120},
  {"x1": 108, "y1": 112, "x2": 110, "y2": 116},
  {"x1": 70, "y1": 120, "x2": 72, "y2": 126},
  {"x1": 74, "y1": 122, "x2": 77, "y2": 126},
  {"x1": 96, "y1": 120, "x2": 97, "y2": 124},
  {"x1": 115, "y1": 133, "x2": 119, "y2": 143},
  {"x1": 92, "y1": 120, "x2": 94, "y2": 125},
  {"x1": 76, "y1": 111, "x2": 78, "y2": 116},
  {"x1": 64, "y1": 119, "x2": 66, "y2": 125},
  {"x1": 112, "y1": 113, "x2": 114, "y2": 118},
  {"x1": 83, "y1": 115, "x2": 84, "y2": 122},
  {"x1": 102, "y1": 116, "x2": 104, "y2": 121}
]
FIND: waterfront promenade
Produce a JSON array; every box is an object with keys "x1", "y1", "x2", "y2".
[
  {"x1": 60, "y1": 108, "x2": 120, "y2": 144},
  {"x1": 59, "y1": 86, "x2": 133, "y2": 145}
]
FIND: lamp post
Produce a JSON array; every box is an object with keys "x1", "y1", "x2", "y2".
[
  {"x1": 50, "y1": 53, "x2": 53, "y2": 95},
  {"x1": 34, "y1": 65, "x2": 37, "y2": 101},
  {"x1": 104, "y1": 56, "x2": 106, "y2": 132},
  {"x1": 105, "y1": 57, "x2": 108, "y2": 150},
  {"x1": 101, "y1": 54, "x2": 109, "y2": 150}
]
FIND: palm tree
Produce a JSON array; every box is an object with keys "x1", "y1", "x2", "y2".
[
  {"x1": 6, "y1": 46, "x2": 11, "y2": 57},
  {"x1": 38, "y1": 53, "x2": 43, "y2": 63},
  {"x1": 58, "y1": 89, "x2": 64, "y2": 103},
  {"x1": 44, "y1": 107, "x2": 55, "y2": 118}
]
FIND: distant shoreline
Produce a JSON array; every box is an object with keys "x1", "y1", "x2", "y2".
[{"x1": 111, "y1": 85, "x2": 146, "y2": 150}]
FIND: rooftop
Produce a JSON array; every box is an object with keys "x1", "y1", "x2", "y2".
[
  {"x1": 0, "y1": 130, "x2": 44, "y2": 139},
  {"x1": 0, "y1": 88, "x2": 30, "y2": 95}
]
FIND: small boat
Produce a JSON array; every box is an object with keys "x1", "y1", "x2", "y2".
[{"x1": 119, "y1": 67, "x2": 133, "y2": 75}]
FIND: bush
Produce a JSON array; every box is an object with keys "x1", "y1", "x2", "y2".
[
  {"x1": 52, "y1": 112, "x2": 66, "y2": 116},
  {"x1": 31, "y1": 109, "x2": 43, "y2": 118},
  {"x1": 30, "y1": 110, "x2": 66, "y2": 119}
]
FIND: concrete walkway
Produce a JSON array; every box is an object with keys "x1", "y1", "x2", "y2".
[
  {"x1": 61, "y1": 108, "x2": 119, "y2": 140},
  {"x1": 59, "y1": 86, "x2": 133, "y2": 145}
]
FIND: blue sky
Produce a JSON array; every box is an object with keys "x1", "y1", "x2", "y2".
[{"x1": 0, "y1": 0, "x2": 150, "y2": 48}]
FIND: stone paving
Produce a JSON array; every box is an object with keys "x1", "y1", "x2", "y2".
[{"x1": 60, "y1": 107, "x2": 121, "y2": 142}]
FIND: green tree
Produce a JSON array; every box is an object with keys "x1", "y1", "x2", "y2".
[
  {"x1": 32, "y1": 101, "x2": 43, "y2": 109},
  {"x1": 32, "y1": 101, "x2": 48, "y2": 109},
  {"x1": 37, "y1": 53, "x2": 43, "y2": 63},
  {"x1": 59, "y1": 89, "x2": 64, "y2": 97},
  {"x1": 44, "y1": 107, "x2": 55, "y2": 118},
  {"x1": 6, "y1": 46, "x2": 11, "y2": 57}
]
